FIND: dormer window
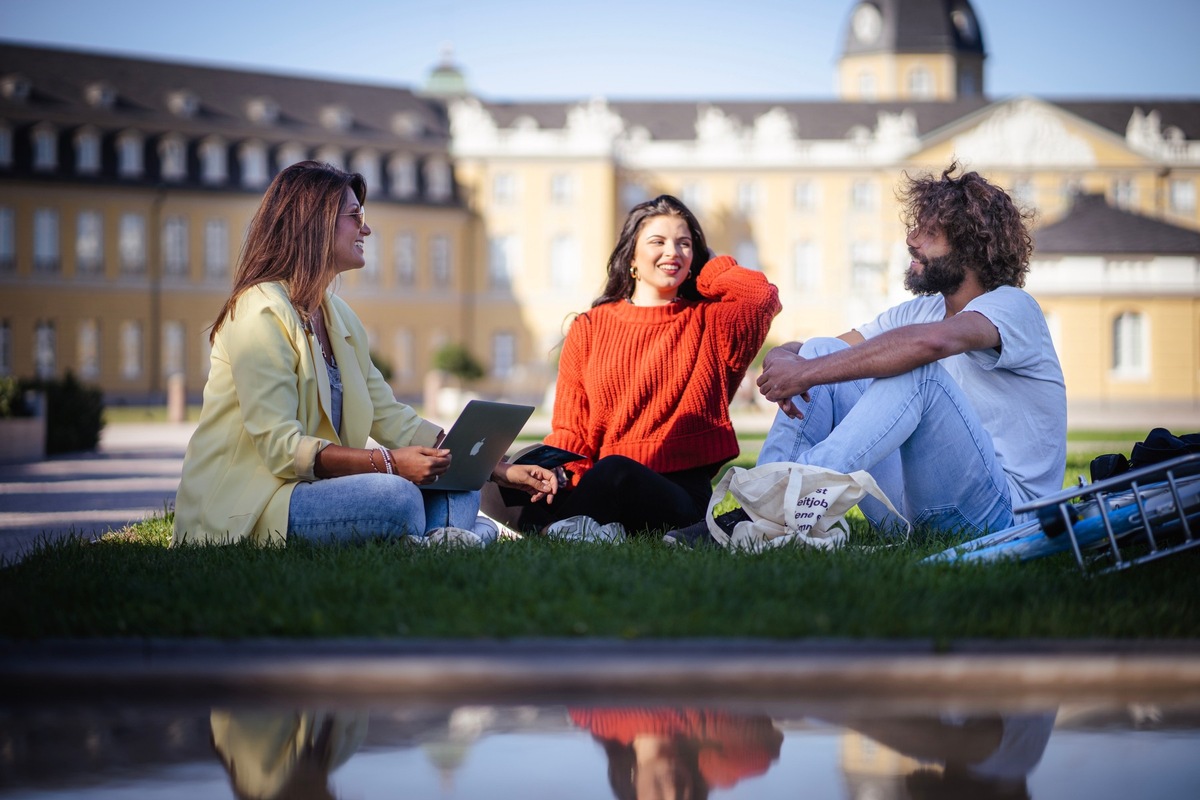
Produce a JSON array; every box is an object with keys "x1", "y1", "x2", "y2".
[
  {"x1": 32, "y1": 124, "x2": 57, "y2": 172},
  {"x1": 239, "y1": 140, "x2": 269, "y2": 188},
  {"x1": 388, "y1": 154, "x2": 417, "y2": 199},
  {"x1": 74, "y1": 127, "x2": 101, "y2": 174},
  {"x1": 199, "y1": 137, "x2": 227, "y2": 184},
  {"x1": 276, "y1": 142, "x2": 307, "y2": 170},
  {"x1": 0, "y1": 122, "x2": 12, "y2": 168},
  {"x1": 320, "y1": 105, "x2": 352, "y2": 132},
  {"x1": 1, "y1": 74, "x2": 30, "y2": 102},
  {"x1": 245, "y1": 97, "x2": 279, "y2": 125},
  {"x1": 159, "y1": 134, "x2": 187, "y2": 181},
  {"x1": 424, "y1": 157, "x2": 452, "y2": 202},
  {"x1": 167, "y1": 89, "x2": 199, "y2": 118},
  {"x1": 391, "y1": 111, "x2": 422, "y2": 138},
  {"x1": 350, "y1": 150, "x2": 380, "y2": 191},
  {"x1": 314, "y1": 145, "x2": 343, "y2": 170},
  {"x1": 117, "y1": 130, "x2": 144, "y2": 178},
  {"x1": 85, "y1": 82, "x2": 117, "y2": 109}
]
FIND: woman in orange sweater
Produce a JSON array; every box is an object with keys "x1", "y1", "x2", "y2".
[{"x1": 518, "y1": 194, "x2": 780, "y2": 537}]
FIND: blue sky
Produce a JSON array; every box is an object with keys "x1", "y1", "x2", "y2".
[{"x1": 1, "y1": 0, "x2": 1197, "y2": 100}]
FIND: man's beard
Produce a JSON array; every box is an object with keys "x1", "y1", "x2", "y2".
[{"x1": 904, "y1": 251, "x2": 967, "y2": 296}]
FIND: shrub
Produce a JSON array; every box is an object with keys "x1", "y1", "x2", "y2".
[
  {"x1": 433, "y1": 343, "x2": 485, "y2": 383},
  {"x1": 0, "y1": 376, "x2": 32, "y2": 418},
  {"x1": 19, "y1": 372, "x2": 105, "y2": 454}
]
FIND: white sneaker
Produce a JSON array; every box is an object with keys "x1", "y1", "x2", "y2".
[
  {"x1": 477, "y1": 512, "x2": 523, "y2": 542},
  {"x1": 544, "y1": 515, "x2": 626, "y2": 543},
  {"x1": 425, "y1": 527, "x2": 485, "y2": 548}
]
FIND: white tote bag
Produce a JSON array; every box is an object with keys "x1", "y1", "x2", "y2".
[{"x1": 706, "y1": 462, "x2": 909, "y2": 551}]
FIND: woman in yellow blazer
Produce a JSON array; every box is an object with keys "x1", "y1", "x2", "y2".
[{"x1": 172, "y1": 161, "x2": 556, "y2": 546}]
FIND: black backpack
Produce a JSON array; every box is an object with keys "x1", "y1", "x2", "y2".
[{"x1": 1090, "y1": 428, "x2": 1200, "y2": 483}]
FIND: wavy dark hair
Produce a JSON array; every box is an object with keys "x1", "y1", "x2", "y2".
[
  {"x1": 592, "y1": 194, "x2": 710, "y2": 307},
  {"x1": 210, "y1": 160, "x2": 366, "y2": 341},
  {"x1": 899, "y1": 162, "x2": 1033, "y2": 291}
]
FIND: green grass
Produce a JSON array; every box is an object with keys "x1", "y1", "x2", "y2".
[
  {"x1": 4, "y1": 435, "x2": 1189, "y2": 641},
  {"x1": 2, "y1": 510, "x2": 1197, "y2": 640}
]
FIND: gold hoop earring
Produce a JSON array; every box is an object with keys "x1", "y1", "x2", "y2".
[{"x1": 630, "y1": 266, "x2": 639, "y2": 279}]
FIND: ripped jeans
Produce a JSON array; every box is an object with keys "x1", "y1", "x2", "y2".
[{"x1": 757, "y1": 337, "x2": 1013, "y2": 536}]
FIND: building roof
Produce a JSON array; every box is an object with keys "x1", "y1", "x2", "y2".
[
  {"x1": 841, "y1": 0, "x2": 986, "y2": 58},
  {"x1": 0, "y1": 41, "x2": 450, "y2": 147},
  {"x1": 1035, "y1": 193, "x2": 1200, "y2": 256}
]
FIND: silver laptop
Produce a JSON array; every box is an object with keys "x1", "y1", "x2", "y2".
[{"x1": 420, "y1": 400, "x2": 535, "y2": 491}]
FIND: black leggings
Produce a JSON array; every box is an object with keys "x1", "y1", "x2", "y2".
[{"x1": 518, "y1": 455, "x2": 718, "y2": 536}]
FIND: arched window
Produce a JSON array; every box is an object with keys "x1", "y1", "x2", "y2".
[
  {"x1": 199, "y1": 137, "x2": 227, "y2": 184},
  {"x1": 159, "y1": 134, "x2": 187, "y2": 181}
]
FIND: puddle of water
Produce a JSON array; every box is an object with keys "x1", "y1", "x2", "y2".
[{"x1": 3, "y1": 700, "x2": 1199, "y2": 799}]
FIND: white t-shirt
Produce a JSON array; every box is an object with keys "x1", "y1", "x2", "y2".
[{"x1": 856, "y1": 286, "x2": 1067, "y2": 511}]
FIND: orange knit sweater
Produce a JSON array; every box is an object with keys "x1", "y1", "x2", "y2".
[
  {"x1": 569, "y1": 707, "x2": 784, "y2": 789},
  {"x1": 545, "y1": 256, "x2": 780, "y2": 484}
]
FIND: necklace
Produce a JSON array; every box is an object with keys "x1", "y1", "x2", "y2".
[{"x1": 304, "y1": 309, "x2": 337, "y2": 368}]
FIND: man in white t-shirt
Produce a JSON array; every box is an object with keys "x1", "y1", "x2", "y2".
[{"x1": 750, "y1": 163, "x2": 1066, "y2": 536}]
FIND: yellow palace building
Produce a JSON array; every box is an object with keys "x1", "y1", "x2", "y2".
[{"x1": 2, "y1": 0, "x2": 1198, "y2": 426}]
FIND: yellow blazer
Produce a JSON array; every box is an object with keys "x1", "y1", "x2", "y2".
[{"x1": 172, "y1": 282, "x2": 440, "y2": 545}]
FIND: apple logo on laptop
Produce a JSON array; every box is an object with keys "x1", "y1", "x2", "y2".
[{"x1": 470, "y1": 438, "x2": 486, "y2": 456}]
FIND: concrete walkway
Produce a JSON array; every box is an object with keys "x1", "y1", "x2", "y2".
[{"x1": 0, "y1": 422, "x2": 195, "y2": 563}]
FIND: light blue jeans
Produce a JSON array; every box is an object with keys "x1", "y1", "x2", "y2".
[
  {"x1": 287, "y1": 473, "x2": 479, "y2": 543},
  {"x1": 757, "y1": 337, "x2": 1013, "y2": 536}
]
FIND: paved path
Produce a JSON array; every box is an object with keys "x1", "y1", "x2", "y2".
[{"x1": 0, "y1": 423, "x2": 195, "y2": 563}]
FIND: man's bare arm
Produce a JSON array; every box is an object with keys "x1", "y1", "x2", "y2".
[{"x1": 757, "y1": 311, "x2": 1000, "y2": 415}]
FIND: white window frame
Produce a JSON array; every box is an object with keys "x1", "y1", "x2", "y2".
[
  {"x1": 1169, "y1": 179, "x2": 1196, "y2": 214},
  {"x1": 159, "y1": 134, "x2": 187, "y2": 182},
  {"x1": 74, "y1": 127, "x2": 101, "y2": 174},
  {"x1": 1111, "y1": 311, "x2": 1149, "y2": 380},
  {"x1": 792, "y1": 240, "x2": 821, "y2": 290},
  {"x1": 394, "y1": 232, "x2": 416, "y2": 286},
  {"x1": 199, "y1": 137, "x2": 227, "y2": 184},
  {"x1": 549, "y1": 234, "x2": 580, "y2": 290},
  {"x1": 75, "y1": 210, "x2": 104, "y2": 275},
  {"x1": 239, "y1": 140, "x2": 269, "y2": 188},
  {"x1": 204, "y1": 218, "x2": 229, "y2": 279},
  {"x1": 488, "y1": 234, "x2": 517, "y2": 290},
  {"x1": 32, "y1": 124, "x2": 57, "y2": 172},
  {"x1": 34, "y1": 320, "x2": 56, "y2": 379},
  {"x1": 33, "y1": 208, "x2": 60, "y2": 273},
  {"x1": 430, "y1": 235, "x2": 451, "y2": 286},
  {"x1": 118, "y1": 212, "x2": 146, "y2": 273},
  {"x1": 163, "y1": 216, "x2": 189, "y2": 277},
  {"x1": 77, "y1": 318, "x2": 100, "y2": 380},
  {"x1": 117, "y1": 131, "x2": 144, "y2": 178},
  {"x1": 550, "y1": 172, "x2": 576, "y2": 206},
  {"x1": 491, "y1": 331, "x2": 516, "y2": 380},
  {"x1": 425, "y1": 158, "x2": 452, "y2": 202},
  {"x1": 120, "y1": 320, "x2": 142, "y2": 380},
  {"x1": 388, "y1": 154, "x2": 417, "y2": 199},
  {"x1": 0, "y1": 206, "x2": 14, "y2": 272}
]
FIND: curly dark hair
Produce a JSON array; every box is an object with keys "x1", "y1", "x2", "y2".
[
  {"x1": 592, "y1": 194, "x2": 710, "y2": 307},
  {"x1": 899, "y1": 162, "x2": 1034, "y2": 291}
]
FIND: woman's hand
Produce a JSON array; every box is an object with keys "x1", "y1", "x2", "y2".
[
  {"x1": 390, "y1": 446, "x2": 451, "y2": 485},
  {"x1": 491, "y1": 463, "x2": 559, "y2": 504}
]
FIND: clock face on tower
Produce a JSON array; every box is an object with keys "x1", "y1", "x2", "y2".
[{"x1": 852, "y1": 3, "x2": 882, "y2": 44}]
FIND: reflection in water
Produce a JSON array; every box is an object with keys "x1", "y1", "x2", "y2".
[
  {"x1": 569, "y1": 707, "x2": 784, "y2": 799},
  {"x1": 836, "y1": 711, "x2": 1055, "y2": 800},
  {"x1": 1, "y1": 701, "x2": 1199, "y2": 797},
  {"x1": 210, "y1": 709, "x2": 369, "y2": 800}
]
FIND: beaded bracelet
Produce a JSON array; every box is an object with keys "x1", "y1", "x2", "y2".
[
  {"x1": 378, "y1": 447, "x2": 395, "y2": 475},
  {"x1": 368, "y1": 449, "x2": 380, "y2": 473}
]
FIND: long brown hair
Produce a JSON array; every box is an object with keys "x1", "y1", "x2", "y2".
[
  {"x1": 592, "y1": 194, "x2": 710, "y2": 307},
  {"x1": 209, "y1": 160, "x2": 366, "y2": 341}
]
